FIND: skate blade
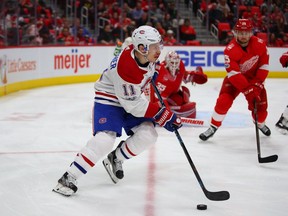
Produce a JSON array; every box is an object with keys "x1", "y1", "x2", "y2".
[
  {"x1": 102, "y1": 158, "x2": 119, "y2": 184},
  {"x1": 52, "y1": 183, "x2": 74, "y2": 197}
]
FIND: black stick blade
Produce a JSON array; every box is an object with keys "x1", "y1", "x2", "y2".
[
  {"x1": 204, "y1": 189, "x2": 230, "y2": 201},
  {"x1": 259, "y1": 154, "x2": 278, "y2": 163}
]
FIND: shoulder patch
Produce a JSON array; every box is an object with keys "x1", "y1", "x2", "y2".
[{"x1": 117, "y1": 50, "x2": 146, "y2": 84}]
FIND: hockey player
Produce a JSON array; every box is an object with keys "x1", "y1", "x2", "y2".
[
  {"x1": 148, "y1": 51, "x2": 207, "y2": 119},
  {"x1": 199, "y1": 19, "x2": 271, "y2": 141},
  {"x1": 53, "y1": 25, "x2": 182, "y2": 196},
  {"x1": 275, "y1": 52, "x2": 288, "y2": 134}
]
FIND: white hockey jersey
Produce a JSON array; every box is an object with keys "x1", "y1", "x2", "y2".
[{"x1": 94, "y1": 45, "x2": 160, "y2": 118}]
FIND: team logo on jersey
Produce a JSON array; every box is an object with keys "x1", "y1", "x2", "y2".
[
  {"x1": 99, "y1": 118, "x2": 107, "y2": 124},
  {"x1": 224, "y1": 54, "x2": 230, "y2": 68},
  {"x1": 240, "y1": 56, "x2": 259, "y2": 73},
  {"x1": 0, "y1": 55, "x2": 8, "y2": 84}
]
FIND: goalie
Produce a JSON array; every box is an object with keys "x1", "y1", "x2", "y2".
[{"x1": 148, "y1": 51, "x2": 208, "y2": 119}]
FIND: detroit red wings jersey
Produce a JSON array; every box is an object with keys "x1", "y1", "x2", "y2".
[
  {"x1": 151, "y1": 60, "x2": 186, "y2": 101},
  {"x1": 94, "y1": 45, "x2": 159, "y2": 118},
  {"x1": 224, "y1": 36, "x2": 269, "y2": 91}
]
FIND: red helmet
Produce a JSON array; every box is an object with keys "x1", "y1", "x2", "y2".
[{"x1": 234, "y1": 19, "x2": 253, "y2": 31}]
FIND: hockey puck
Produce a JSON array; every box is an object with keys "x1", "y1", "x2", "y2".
[{"x1": 197, "y1": 204, "x2": 207, "y2": 210}]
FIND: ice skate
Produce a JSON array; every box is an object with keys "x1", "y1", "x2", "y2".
[
  {"x1": 199, "y1": 125, "x2": 217, "y2": 141},
  {"x1": 52, "y1": 172, "x2": 77, "y2": 196},
  {"x1": 103, "y1": 143, "x2": 124, "y2": 184},
  {"x1": 259, "y1": 124, "x2": 271, "y2": 136},
  {"x1": 275, "y1": 115, "x2": 288, "y2": 135}
]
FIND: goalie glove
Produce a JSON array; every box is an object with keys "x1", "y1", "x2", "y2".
[
  {"x1": 153, "y1": 107, "x2": 182, "y2": 132},
  {"x1": 184, "y1": 66, "x2": 207, "y2": 84},
  {"x1": 280, "y1": 52, "x2": 288, "y2": 68}
]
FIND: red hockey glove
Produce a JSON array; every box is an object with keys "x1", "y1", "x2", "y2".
[
  {"x1": 153, "y1": 107, "x2": 182, "y2": 132},
  {"x1": 184, "y1": 66, "x2": 207, "y2": 84},
  {"x1": 280, "y1": 52, "x2": 288, "y2": 68},
  {"x1": 243, "y1": 83, "x2": 263, "y2": 105}
]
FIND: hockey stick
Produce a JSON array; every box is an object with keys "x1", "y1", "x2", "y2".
[
  {"x1": 253, "y1": 101, "x2": 278, "y2": 163},
  {"x1": 151, "y1": 79, "x2": 230, "y2": 201},
  {"x1": 180, "y1": 117, "x2": 208, "y2": 127}
]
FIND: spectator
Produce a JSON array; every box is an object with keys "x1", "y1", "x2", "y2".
[
  {"x1": 200, "y1": 0, "x2": 207, "y2": 14},
  {"x1": 167, "y1": 2, "x2": 178, "y2": 20},
  {"x1": 22, "y1": 18, "x2": 43, "y2": 45},
  {"x1": 97, "y1": 1, "x2": 108, "y2": 18},
  {"x1": 110, "y1": 11, "x2": 120, "y2": 29},
  {"x1": 131, "y1": 2, "x2": 144, "y2": 23},
  {"x1": 136, "y1": 12, "x2": 149, "y2": 27},
  {"x1": 162, "y1": 13, "x2": 175, "y2": 33},
  {"x1": 97, "y1": 23, "x2": 115, "y2": 45},
  {"x1": 179, "y1": 18, "x2": 196, "y2": 44},
  {"x1": 107, "y1": 2, "x2": 121, "y2": 18},
  {"x1": 282, "y1": 33, "x2": 288, "y2": 47},
  {"x1": 119, "y1": 12, "x2": 132, "y2": 32},
  {"x1": 71, "y1": 18, "x2": 92, "y2": 39},
  {"x1": 75, "y1": 27, "x2": 90, "y2": 44},
  {"x1": 268, "y1": 32, "x2": 283, "y2": 47},
  {"x1": 216, "y1": 0, "x2": 233, "y2": 24},
  {"x1": 155, "y1": 21, "x2": 166, "y2": 37},
  {"x1": 37, "y1": 19, "x2": 53, "y2": 44},
  {"x1": 163, "y1": 29, "x2": 177, "y2": 45},
  {"x1": 148, "y1": 1, "x2": 164, "y2": 23},
  {"x1": 57, "y1": 26, "x2": 74, "y2": 45}
]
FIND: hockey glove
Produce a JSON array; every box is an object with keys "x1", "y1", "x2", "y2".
[
  {"x1": 154, "y1": 107, "x2": 182, "y2": 132},
  {"x1": 184, "y1": 66, "x2": 207, "y2": 84},
  {"x1": 243, "y1": 83, "x2": 263, "y2": 107},
  {"x1": 280, "y1": 52, "x2": 288, "y2": 68}
]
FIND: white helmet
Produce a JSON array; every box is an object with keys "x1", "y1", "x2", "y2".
[
  {"x1": 165, "y1": 51, "x2": 180, "y2": 76},
  {"x1": 132, "y1": 25, "x2": 162, "y2": 54}
]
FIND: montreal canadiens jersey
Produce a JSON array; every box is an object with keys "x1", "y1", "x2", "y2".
[
  {"x1": 94, "y1": 45, "x2": 159, "y2": 118},
  {"x1": 224, "y1": 36, "x2": 269, "y2": 90}
]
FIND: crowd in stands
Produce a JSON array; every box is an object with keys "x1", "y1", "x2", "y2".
[
  {"x1": 198, "y1": 0, "x2": 288, "y2": 46},
  {"x1": 0, "y1": 0, "x2": 287, "y2": 47}
]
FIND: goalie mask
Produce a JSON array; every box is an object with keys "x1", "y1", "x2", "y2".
[
  {"x1": 165, "y1": 51, "x2": 180, "y2": 76},
  {"x1": 132, "y1": 25, "x2": 163, "y2": 55}
]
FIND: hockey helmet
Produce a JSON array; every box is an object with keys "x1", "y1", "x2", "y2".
[
  {"x1": 234, "y1": 19, "x2": 253, "y2": 31},
  {"x1": 132, "y1": 25, "x2": 162, "y2": 54},
  {"x1": 165, "y1": 51, "x2": 180, "y2": 77}
]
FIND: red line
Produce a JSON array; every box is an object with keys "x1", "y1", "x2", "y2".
[
  {"x1": 144, "y1": 145, "x2": 156, "y2": 216},
  {"x1": 0, "y1": 150, "x2": 77, "y2": 155}
]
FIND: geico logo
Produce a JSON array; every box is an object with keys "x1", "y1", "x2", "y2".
[{"x1": 176, "y1": 50, "x2": 224, "y2": 67}]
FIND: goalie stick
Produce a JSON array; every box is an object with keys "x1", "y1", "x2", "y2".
[
  {"x1": 253, "y1": 101, "x2": 278, "y2": 163},
  {"x1": 151, "y1": 78, "x2": 230, "y2": 201}
]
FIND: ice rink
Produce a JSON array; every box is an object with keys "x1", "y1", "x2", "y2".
[{"x1": 0, "y1": 78, "x2": 287, "y2": 216}]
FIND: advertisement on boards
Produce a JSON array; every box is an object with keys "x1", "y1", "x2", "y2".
[{"x1": 0, "y1": 46, "x2": 287, "y2": 93}]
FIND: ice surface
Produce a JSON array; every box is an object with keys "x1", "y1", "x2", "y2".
[{"x1": 0, "y1": 78, "x2": 287, "y2": 216}]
